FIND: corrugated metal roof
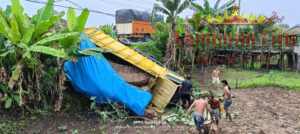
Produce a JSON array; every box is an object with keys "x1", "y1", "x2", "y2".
[{"x1": 287, "y1": 25, "x2": 300, "y2": 35}]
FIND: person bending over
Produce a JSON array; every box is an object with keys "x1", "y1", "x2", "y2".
[{"x1": 188, "y1": 97, "x2": 210, "y2": 133}]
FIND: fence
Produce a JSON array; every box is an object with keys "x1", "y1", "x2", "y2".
[{"x1": 176, "y1": 33, "x2": 300, "y2": 49}]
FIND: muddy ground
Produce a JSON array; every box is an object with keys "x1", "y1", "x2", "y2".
[
  {"x1": 220, "y1": 88, "x2": 300, "y2": 134},
  {"x1": 1, "y1": 87, "x2": 300, "y2": 134},
  {"x1": 1, "y1": 67, "x2": 300, "y2": 133}
]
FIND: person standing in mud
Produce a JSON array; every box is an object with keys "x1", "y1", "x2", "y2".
[
  {"x1": 222, "y1": 80, "x2": 232, "y2": 121},
  {"x1": 208, "y1": 95, "x2": 221, "y2": 125},
  {"x1": 187, "y1": 97, "x2": 210, "y2": 133},
  {"x1": 212, "y1": 67, "x2": 221, "y2": 84}
]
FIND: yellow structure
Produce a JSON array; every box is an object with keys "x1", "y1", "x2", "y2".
[
  {"x1": 85, "y1": 28, "x2": 168, "y2": 78},
  {"x1": 84, "y1": 28, "x2": 185, "y2": 112}
]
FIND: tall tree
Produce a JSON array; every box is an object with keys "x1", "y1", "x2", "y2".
[
  {"x1": 153, "y1": 0, "x2": 190, "y2": 68},
  {"x1": 191, "y1": 0, "x2": 236, "y2": 16},
  {"x1": 189, "y1": 0, "x2": 235, "y2": 33}
]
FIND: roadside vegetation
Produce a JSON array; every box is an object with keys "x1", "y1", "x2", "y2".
[{"x1": 0, "y1": 0, "x2": 102, "y2": 111}]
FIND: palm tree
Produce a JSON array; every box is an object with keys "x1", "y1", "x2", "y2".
[
  {"x1": 188, "y1": 0, "x2": 235, "y2": 33},
  {"x1": 191, "y1": 0, "x2": 236, "y2": 16},
  {"x1": 153, "y1": 0, "x2": 190, "y2": 68}
]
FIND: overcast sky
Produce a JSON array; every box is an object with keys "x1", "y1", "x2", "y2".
[{"x1": 1, "y1": 0, "x2": 300, "y2": 27}]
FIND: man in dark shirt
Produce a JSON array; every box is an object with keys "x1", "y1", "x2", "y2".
[
  {"x1": 170, "y1": 75, "x2": 193, "y2": 108},
  {"x1": 180, "y1": 75, "x2": 193, "y2": 108}
]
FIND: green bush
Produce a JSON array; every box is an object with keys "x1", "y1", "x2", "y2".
[{"x1": 131, "y1": 41, "x2": 163, "y2": 61}]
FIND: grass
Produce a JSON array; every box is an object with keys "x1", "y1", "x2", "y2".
[{"x1": 222, "y1": 68, "x2": 300, "y2": 91}]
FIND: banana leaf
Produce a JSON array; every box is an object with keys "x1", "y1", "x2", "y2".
[
  {"x1": 11, "y1": 0, "x2": 30, "y2": 34},
  {"x1": 21, "y1": 25, "x2": 34, "y2": 44},
  {"x1": 77, "y1": 48, "x2": 104, "y2": 58},
  {"x1": 8, "y1": 15, "x2": 21, "y2": 43},
  {"x1": 31, "y1": 0, "x2": 54, "y2": 24},
  {"x1": 32, "y1": 13, "x2": 63, "y2": 40},
  {"x1": 0, "y1": 12, "x2": 10, "y2": 36},
  {"x1": 67, "y1": 8, "x2": 76, "y2": 31},
  {"x1": 29, "y1": 45, "x2": 68, "y2": 58},
  {"x1": 74, "y1": 8, "x2": 89, "y2": 32},
  {"x1": 4, "y1": 6, "x2": 12, "y2": 20},
  {"x1": 61, "y1": 8, "x2": 89, "y2": 49},
  {"x1": 32, "y1": 32, "x2": 79, "y2": 46}
]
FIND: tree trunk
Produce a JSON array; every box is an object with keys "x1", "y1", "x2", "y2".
[
  {"x1": 190, "y1": 47, "x2": 195, "y2": 75},
  {"x1": 164, "y1": 22, "x2": 177, "y2": 69},
  {"x1": 54, "y1": 59, "x2": 66, "y2": 112}
]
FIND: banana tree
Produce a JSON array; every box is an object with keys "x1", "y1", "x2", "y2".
[
  {"x1": 0, "y1": 0, "x2": 96, "y2": 109},
  {"x1": 189, "y1": 0, "x2": 235, "y2": 33},
  {"x1": 0, "y1": 0, "x2": 76, "y2": 89},
  {"x1": 153, "y1": 0, "x2": 191, "y2": 68},
  {"x1": 191, "y1": 0, "x2": 236, "y2": 16},
  {"x1": 99, "y1": 24, "x2": 117, "y2": 39}
]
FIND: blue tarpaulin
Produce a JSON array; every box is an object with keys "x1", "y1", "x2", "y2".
[{"x1": 64, "y1": 36, "x2": 152, "y2": 116}]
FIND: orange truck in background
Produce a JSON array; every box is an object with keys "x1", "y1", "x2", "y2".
[
  {"x1": 116, "y1": 9, "x2": 155, "y2": 41},
  {"x1": 116, "y1": 21, "x2": 155, "y2": 38},
  {"x1": 132, "y1": 21, "x2": 155, "y2": 35}
]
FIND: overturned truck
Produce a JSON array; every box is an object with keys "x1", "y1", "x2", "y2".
[{"x1": 64, "y1": 28, "x2": 185, "y2": 116}]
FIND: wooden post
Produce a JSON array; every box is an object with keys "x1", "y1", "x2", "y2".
[
  {"x1": 241, "y1": 51, "x2": 244, "y2": 69},
  {"x1": 292, "y1": 53, "x2": 296, "y2": 70},
  {"x1": 279, "y1": 49, "x2": 283, "y2": 71},
  {"x1": 287, "y1": 53, "x2": 294, "y2": 70},
  {"x1": 251, "y1": 54, "x2": 255, "y2": 70},
  {"x1": 297, "y1": 54, "x2": 300, "y2": 71}
]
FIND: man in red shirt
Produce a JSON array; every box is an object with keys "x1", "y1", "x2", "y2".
[{"x1": 208, "y1": 95, "x2": 221, "y2": 125}]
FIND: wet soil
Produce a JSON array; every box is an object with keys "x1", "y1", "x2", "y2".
[{"x1": 1, "y1": 68, "x2": 300, "y2": 134}]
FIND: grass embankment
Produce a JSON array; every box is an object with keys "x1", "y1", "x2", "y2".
[{"x1": 223, "y1": 68, "x2": 300, "y2": 91}]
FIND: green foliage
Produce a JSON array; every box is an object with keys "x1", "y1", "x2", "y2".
[
  {"x1": 0, "y1": 0, "x2": 95, "y2": 110},
  {"x1": 176, "y1": 18, "x2": 185, "y2": 36},
  {"x1": 223, "y1": 68, "x2": 300, "y2": 91},
  {"x1": 99, "y1": 24, "x2": 116, "y2": 39},
  {"x1": 131, "y1": 41, "x2": 163, "y2": 61},
  {"x1": 191, "y1": 0, "x2": 235, "y2": 16},
  {"x1": 162, "y1": 106, "x2": 193, "y2": 126},
  {"x1": 189, "y1": 0, "x2": 235, "y2": 33},
  {"x1": 152, "y1": 22, "x2": 169, "y2": 56},
  {"x1": 0, "y1": 120, "x2": 26, "y2": 134},
  {"x1": 238, "y1": 71, "x2": 300, "y2": 90},
  {"x1": 90, "y1": 98, "x2": 129, "y2": 123},
  {"x1": 153, "y1": 0, "x2": 190, "y2": 67},
  {"x1": 0, "y1": 84, "x2": 21, "y2": 109},
  {"x1": 61, "y1": 8, "x2": 90, "y2": 52},
  {"x1": 130, "y1": 22, "x2": 171, "y2": 62},
  {"x1": 154, "y1": 0, "x2": 190, "y2": 24}
]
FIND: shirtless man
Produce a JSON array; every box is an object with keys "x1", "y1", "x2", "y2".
[
  {"x1": 188, "y1": 97, "x2": 210, "y2": 132},
  {"x1": 222, "y1": 80, "x2": 232, "y2": 121},
  {"x1": 212, "y1": 67, "x2": 220, "y2": 84}
]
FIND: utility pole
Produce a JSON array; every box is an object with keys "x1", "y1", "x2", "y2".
[
  {"x1": 238, "y1": 0, "x2": 241, "y2": 15},
  {"x1": 237, "y1": 0, "x2": 241, "y2": 34}
]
